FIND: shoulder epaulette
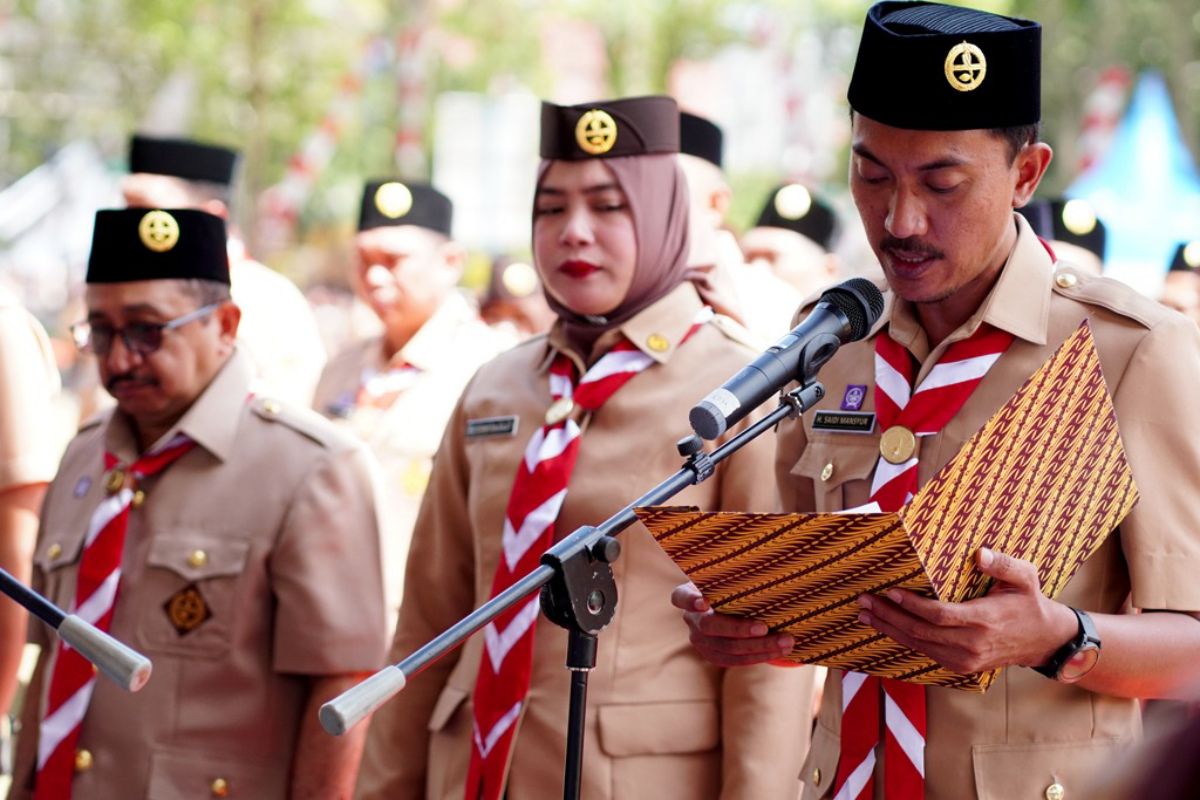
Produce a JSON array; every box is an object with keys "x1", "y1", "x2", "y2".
[{"x1": 1051, "y1": 266, "x2": 1172, "y2": 331}]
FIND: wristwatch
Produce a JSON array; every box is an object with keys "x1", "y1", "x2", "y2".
[{"x1": 1032, "y1": 607, "x2": 1101, "y2": 683}]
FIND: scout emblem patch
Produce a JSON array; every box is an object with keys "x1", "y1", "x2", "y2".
[
  {"x1": 164, "y1": 583, "x2": 212, "y2": 635},
  {"x1": 575, "y1": 109, "x2": 618, "y2": 155},
  {"x1": 138, "y1": 210, "x2": 181, "y2": 253},
  {"x1": 840, "y1": 384, "x2": 867, "y2": 411}
]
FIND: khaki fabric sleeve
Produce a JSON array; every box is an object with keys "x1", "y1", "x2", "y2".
[
  {"x1": 355, "y1": 390, "x2": 478, "y2": 799},
  {"x1": 1111, "y1": 316, "x2": 1200, "y2": 612},
  {"x1": 0, "y1": 306, "x2": 60, "y2": 491},
  {"x1": 270, "y1": 443, "x2": 388, "y2": 674},
  {"x1": 715, "y1": 408, "x2": 813, "y2": 799}
]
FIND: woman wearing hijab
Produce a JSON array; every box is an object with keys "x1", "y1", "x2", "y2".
[{"x1": 355, "y1": 96, "x2": 814, "y2": 800}]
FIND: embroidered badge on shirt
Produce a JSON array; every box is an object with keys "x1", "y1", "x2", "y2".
[
  {"x1": 841, "y1": 384, "x2": 868, "y2": 411},
  {"x1": 812, "y1": 410, "x2": 876, "y2": 435},
  {"x1": 164, "y1": 583, "x2": 212, "y2": 636},
  {"x1": 73, "y1": 476, "x2": 92, "y2": 498},
  {"x1": 466, "y1": 416, "x2": 520, "y2": 439}
]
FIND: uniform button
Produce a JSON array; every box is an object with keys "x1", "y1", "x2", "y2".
[
  {"x1": 74, "y1": 749, "x2": 93, "y2": 772},
  {"x1": 820, "y1": 463, "x2": 834, "y2": 482},
  {"x1": 646, "y1": 333, "x2": 670, "y2": 353},
  {"x1": 811, "y1": 767, "x2": 822, "y2": 786},
  {"x1": 1045, "y1": 783, "x2": 1065, "y2": 800},
  {"x1": 210, "y1": 777, "x2": 230, "y2": 797},
  {"x1": 188, "y1": 549, "x2": 209, "y2": 568},
  {"x1": 131, "y1": 489, "x2": 146, "y2": 509},
  {"x1": 1055, "y1": 272, "x2": 1078, "y2": 289},
  {"x1": 262, "y1": 399, "x2": 281, "y2": 416},
  {"x1": 47, "y1": 543, "x2": 63, "y2": 560}
]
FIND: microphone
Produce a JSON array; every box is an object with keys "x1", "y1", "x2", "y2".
[{"x1": 689, "y1": 278, "x2": 885, "y2": 440}]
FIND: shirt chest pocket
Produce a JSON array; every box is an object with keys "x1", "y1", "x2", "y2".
[
  {"x1": 137, "y1": 536, "x2": 251, "y2": 658},
  {"x1": 33, "y1": 527, "x2": 91, "y2": 628},
  {"x1": 790, "y1": 437, "x2": 881, "y2": 513}
]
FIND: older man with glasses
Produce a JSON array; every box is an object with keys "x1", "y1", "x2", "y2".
[{"x1": 8, "y1": 208, "x2": 387, "y2": 800}]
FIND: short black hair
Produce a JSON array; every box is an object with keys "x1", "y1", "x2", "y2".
[
  {"x1": 181, "y1": 179, "x2": 234, "y2": 208},
  {"x1": 989, "y1": 123, "x2": 1041, "y2": 164}
]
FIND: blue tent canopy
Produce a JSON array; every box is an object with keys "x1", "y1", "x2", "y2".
[{"x1": 1066, "y1": 72, "x2": 1200, "y2": 296}]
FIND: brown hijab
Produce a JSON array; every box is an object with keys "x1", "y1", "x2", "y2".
[{"x1": 535, "y1": 153, "x2": 734, "y2": 355}]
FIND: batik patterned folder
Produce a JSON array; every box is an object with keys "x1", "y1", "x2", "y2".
[{"x1": 638, "y1": 322, "x2": 1138, "y2": 691}]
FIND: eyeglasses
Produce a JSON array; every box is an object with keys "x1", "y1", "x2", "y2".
[{"x1": 71, "y1": 303, "x2": 221, "y2": 356}]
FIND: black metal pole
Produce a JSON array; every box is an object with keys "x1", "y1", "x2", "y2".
[
  {"x1": 563, "y1": 630, "x2": 598, "y2": 800},
  {"x1": 0, "y1": 567, "x2": 65, "y2": 628}
]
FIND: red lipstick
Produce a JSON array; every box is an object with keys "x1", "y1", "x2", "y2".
[{"x1": 559, "y1": 259, "x2": 600, "y2": 279}]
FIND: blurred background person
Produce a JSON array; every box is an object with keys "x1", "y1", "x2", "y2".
[
  {"x1": 479, "y1": 256, "x2": 555, "y2": 342},
  {"x1": 740, "y1": 183, "x2": 841, "y2": 301},
  {"x1": 0, "y1": 288, "x2": 60, "y2": 777},
  {"x1": 121, "y1": 134, "x2": 327, "y2": 406},
  {"x1": 312, "y1": 179, "x2": 508, "y2": 636},
  {"x1": 678, "y1": 111, "x2": 801, "y2": 342},
  {"x1": 1017, "y1": 197, "x2": 1108, "y2": 275},
  {"x1": 1159, "y1": 241, "x2": 1200, "y2": 326}
]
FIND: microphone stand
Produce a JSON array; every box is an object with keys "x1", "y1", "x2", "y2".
[
  {"x1": 0, "y1": 568, "x2": 152, "y2": 692},
  {"x1": 323, "y1": 378, "x2": 828, "y2": 800}
]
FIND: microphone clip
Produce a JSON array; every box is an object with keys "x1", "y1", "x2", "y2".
[
  {"x1": 781, "y1": 380, "x2": 826, "y2": 420},
  {"x1": 677, "y1": 435, "x2": 716, "y2": 481}
]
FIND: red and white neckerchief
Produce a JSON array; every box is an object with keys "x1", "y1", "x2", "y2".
[
  {"x1": 35, "y1": 434, "x2": 196, "y2": 800},
  {"x1": 355, "y1": 363, "x2": 422, "y2": 410},
  {"x1": 832, "y1": 323, "x2": 1014, "y2": 800},
  {"x1": 464, "y1": 307, "x2": 712, "y2": 800}
]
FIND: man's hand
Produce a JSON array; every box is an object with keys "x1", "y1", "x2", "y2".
[
  {"x1": 857, "y1": 547, "x2": 1079, "y2": 674},
  {"x1": 671, "y1": 582, "x2": 794, "y2": 667}
]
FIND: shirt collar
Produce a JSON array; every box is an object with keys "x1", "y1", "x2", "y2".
[
  {"x1": 105, "y1": 348, "x2": 253, "y2": 464},
  {"x1": 545, "y1": 282, "x2": 705, "y2": 374},
  {"x1": 885, "y1": 213, "x2": 1053, "y2": 359}
]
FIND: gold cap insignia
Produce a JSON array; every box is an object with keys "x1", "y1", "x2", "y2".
[
  {"x1": 501, "y1": 261, "x2": 539, "y2": 297},
  {"x1": 775, "y1": 184, "x2": 813, "y2": 221},
  {"x1": 575, "y1": 109, "x2": 618, "y2": 156},
  {"x1": 164, "y1": 583, "x2": 212, "y2": 635},
  {"x1": 138, "y1": 210, "x2": 180, "y2": 253},
  {"x1": 375, "y1": 182, "x2": 414, "y2": 219},
  {"x1": 944, "y1": 42, "x2": 987, "y2": 92},
  {"x1": 1060, "y1": 199, "x2": 1097, "y2": 236},
  {"x1": 1184, "y1": 241, "x2": 1200, "y2": 269}
]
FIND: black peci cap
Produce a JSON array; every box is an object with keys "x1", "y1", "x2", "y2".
[
  {"x1": 1169, "y1": 241, "x2": 1200, "y2": 273},
  {"x1": 679, "y1": 111, "x2": 724, "y2": 168},
  {"x1": 87, "y1": 209, "x2": 231, "y2": 285},
  {"x1": 848, "y1": 1, "x2": 1041, "y2": 131},
  {"x1": 1017, "y1": 198, "x2": 1107, "y2": 261},
  {"x1": 753, "y1": 184, "x2": 838, "y2": 251},
  {"x1": 358, "y1": 180, "x2": 453, "y2": 236},
  {"x1": 540, "y1": 96, "x2": 679, "y2": 160},
  {"x1": 128, "y1": 135, "x2": 240, "y2": 185}
]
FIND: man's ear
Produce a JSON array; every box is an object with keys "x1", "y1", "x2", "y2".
[
  {"x1": 216, "y1": 301, "x2": 241, "y2": 345},
  {"x1": 709, "y1": 184, "x2": 733, "y2": 222},
  {"x1": 438, "y1": 241, "x2": 467, "y2": 287},
  {"x1": 1012, "y1": 142, "x2": 1053, "y2": 208}
]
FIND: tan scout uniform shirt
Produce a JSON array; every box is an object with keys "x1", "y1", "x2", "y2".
[
  {"x1": 9, "y1": 350, "x2": 387, "y2": 800},
  {"x1": 356, "y1": 283, "x2": 816, "y2": 800},
  {"x1": 778, "y1": 216, "x2": 1200, "y2": 800},
  {"x1": 312, "y1": 291, "x2": 509, "y2": 634},
  {"x1": 0, "y1": 288, "x2": 61, "y2": 491}
]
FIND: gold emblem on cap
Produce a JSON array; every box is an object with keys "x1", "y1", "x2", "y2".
[
  {"x1": 1060, "y1": 199, "x2": 1097, "y2": 236},
  {"x1": 545, "y1": 396, "x2": 575, "y2": 426},
  {"x1": 501, "y1": 262, "x2": 539, "y2": 297},
  {"x1": 879, "y1": 425, "x2": 916, "y2": 464},
  {"x1": 138, "y1": 210, "x2": 180, "y2": 253},
  {"x1": 944, "y1": 42, "x2": 987, "y2": 93},
  {"x1": 1183, "y1": 241, "x2": 1200, "y2": 269},
  {"x1": 374, "y1": 182, "x2": 413, "y2": 219},
  {"x1": 774, "y1": 184, "x2": 813, "y2": 221},
  {"x1": 575, "y1": 109, "x2": 618, "y2": 156}
]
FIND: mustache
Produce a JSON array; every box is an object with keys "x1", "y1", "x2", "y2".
[
  {"x1": 881, "y1": 235, "x2": 945, "y2": 260},
  {"x1": 106, "y1": 373, "x2": 158, "y2": 392}
]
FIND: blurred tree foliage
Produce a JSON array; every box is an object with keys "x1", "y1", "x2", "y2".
[{"x1": 2, "y1": 0, "x2": 1198, "y2": 248}]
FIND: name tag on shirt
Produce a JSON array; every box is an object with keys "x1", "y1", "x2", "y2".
[
  {"x1": 811, "y1": 411, "x2": 876, "y2": 435},
  {"x1": 466, "y1": 416, "x2": 520, "y2": 439}
]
